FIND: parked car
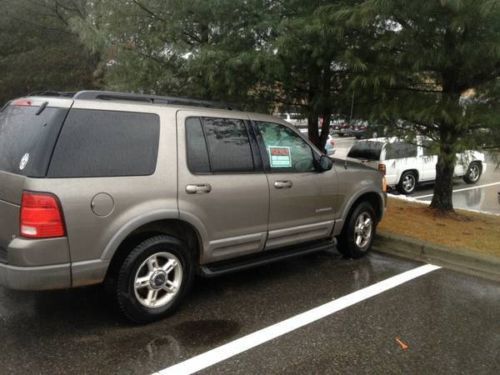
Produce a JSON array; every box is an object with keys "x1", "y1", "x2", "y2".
[
  {"x1": 276, "y1": 112, "x2": 307, "y2": 127},
  {"x1": 331, "y1": 121, "x2": 352, "y2": 137},
  {"x1": 0, "y1": 91, "x2": 386, "y2": 323},
  {"x1": 351, "y1": 123, "x2": 387, "y2": 140},
  {"x1": 325, "y1": 135, "x2": 336, "y2": 156},
  {"x1": 347, "y1": 137, "x2": 486, "y2": 194}
]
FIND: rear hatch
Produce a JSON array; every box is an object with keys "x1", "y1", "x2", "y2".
[
  {"x1": 346, "y1": 140, "x2": 384, "y2": 170},
  {"x1": 0, "y1": 98, "x2": 71, "y2": 261}
]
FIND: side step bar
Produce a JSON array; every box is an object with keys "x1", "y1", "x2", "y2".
[{"x1": 199, "y1": 239, "x2": 337, "y2": 277}]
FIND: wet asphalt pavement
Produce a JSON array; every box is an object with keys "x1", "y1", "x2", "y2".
[{"x1": 0, "y1": 250, "x2": 499, "y2": 374}]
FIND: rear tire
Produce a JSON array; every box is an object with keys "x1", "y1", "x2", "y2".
[
  {"x1": 114, "y1": 235, "x2": 194, "y2": 324},
  {"x1": 397, "y1": 171, "x2": 417, "y2": 194},
  {"x1": 337, "y1": 201, "x2": 377, "y2": 259},
  {"x1": 463, "y1": 162, "x2": 482, "y2": 184}
]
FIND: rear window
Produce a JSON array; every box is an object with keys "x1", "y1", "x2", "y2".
[
  {"x1": 0, "y1": 104, "x2": 69, "y2": 177},
  {"x1": 48, "y1": 109, "x2": 160, "y2": 178},
  {"x1": 347, "y1": 141, "x2": 384, "y2": 161}
]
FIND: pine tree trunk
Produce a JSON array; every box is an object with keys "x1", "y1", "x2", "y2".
[
  {"x1": 430, "y1": 153, "x2": 455, "y2": 211},
  {"x1": 430, "y1": 128, "x2": 457, "y2": 212}
]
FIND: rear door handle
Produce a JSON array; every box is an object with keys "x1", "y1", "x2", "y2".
[
  {"x1": 274, "y1": 180, "x2": 293, "y2": 189},
  {"x1": 186, "y1": 184, "x2": 212, "y2": 194}
]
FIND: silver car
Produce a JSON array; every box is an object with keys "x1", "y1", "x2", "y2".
[{"x1": 0, "y1": 91, "x2": 386, "y2": 323}]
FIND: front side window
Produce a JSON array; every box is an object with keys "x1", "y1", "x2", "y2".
[
  {"x1": 256, "y1": 122, "x2": 315, "y2": 173},
  {"x1": 421, "y1": 139, "x2": 438, "y2": 156},
  {"x1": 186, "y1": 117, "x2": 255, "y2": 173}
]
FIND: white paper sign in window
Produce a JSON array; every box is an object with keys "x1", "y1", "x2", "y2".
[{"x1": 269, "y1": 146, "x2": 292, "y2": 168}]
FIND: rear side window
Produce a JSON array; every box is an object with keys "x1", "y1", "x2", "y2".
[
  {"x1": 0, "y1": 104, "x2": 68, "y2": 177},
  {"x1": 48, "y1": 109, "x2": 159, "y2": 178},
  {"x1": 348, "y1": 141, "x2": 384, "y2": 161},
  {"x1": 385, "y1": 142, "x2": 418, "y2": 159},
  {"x1": 186, "y1": 117, "x2": 255, "y2": 173}
]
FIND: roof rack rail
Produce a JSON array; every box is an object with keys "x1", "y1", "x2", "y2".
[
  {"x1": 73, "y1": 91, "x2": 236, "y2": 110},
  {"x1": 28, "y1": 91, "x2": 76, "y2": 98}
]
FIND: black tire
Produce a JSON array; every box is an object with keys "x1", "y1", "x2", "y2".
[
  {"x1": 114, "y1": 235, "x2": 194, "y2": 324},
  {"x1": 337, "y1": 201, "x2": 377, "y2": 259},
  {"x1": 463, "y1": 162, "x2": 482, "y2": 184},
  {"x1": 397, "y1": 171, "x2": 418, "y2": 194}
]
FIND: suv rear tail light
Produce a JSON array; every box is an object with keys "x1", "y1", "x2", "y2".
[
  {"x1": 20, "y1": 192, "x2": 66, "y2": 239},
  {"x1": 378, "y1": 163, "x2": 386, "y2": 175}
]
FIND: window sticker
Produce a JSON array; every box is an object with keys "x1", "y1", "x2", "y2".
[{"x1": 269, "y1": 146, "x2": 292, "y2": 168}]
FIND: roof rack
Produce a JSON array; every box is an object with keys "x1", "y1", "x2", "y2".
[
  {"x1": 73, "y1": 91, "x2": 236, "y2": 110},
  {"x1": 29, "y1": 91, "x2": 76, "y2": 98}
]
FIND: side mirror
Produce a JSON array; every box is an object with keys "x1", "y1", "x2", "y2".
[{"x1": 318, "y1": 155, "x2": 334, "y2": 172}]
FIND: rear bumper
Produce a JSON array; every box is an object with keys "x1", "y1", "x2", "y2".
[{"x1": 0, "y1": 262, "x2": 71, "y2": 290}]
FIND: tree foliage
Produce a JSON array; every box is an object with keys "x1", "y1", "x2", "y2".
[
  {"x1": 337, "y1": 0, "x2": 500, "y2": 210},
  {"x1": 2, "y1": 0, "x2": 498, "y2": 212},
  {"x1": 0, "y1": 0, "x2": 100, "y2": 104}
]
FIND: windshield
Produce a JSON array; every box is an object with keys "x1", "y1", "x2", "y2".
[
  {"x1": 0, "y1": 104, "x2": 69, "y2": 177},
  {"x1": 347, "y1": 141, "x2": 384, "y2": 161}
]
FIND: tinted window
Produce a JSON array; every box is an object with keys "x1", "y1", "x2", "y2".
[
  {"x1": 0, "y1": 104, "x2": 68, "y2": 176},
  {"x1": 385, "y1": 142, "x2": 418, "y2": 159},
  {"x1": 348, "y1": 141, "x2": 384, "y2": 161},
  {"x1": 186, "y1": 117, "x2": 210, "y2": 173},
  {"x1": 421, "y1": 139, "x2": 437, "y2": 156},
  {"x1": 48, "y1": 109, "x2": 159, "y2": 177},
  {"x1": 256, "y1": 122, "x2": 315, "y2": 172},
  {"x1": 202, "y1": 117, "x2": 254, "y2": 173}
]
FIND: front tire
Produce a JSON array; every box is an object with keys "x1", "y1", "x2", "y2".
[
  {"x1": 115, "y1": 235, "x2": 194, "y2": 324},
  {"x1": 337, "y1": 201, "x2": 377, "y2": 259},
  {"x1": 397, "y1": 171, "x2": 417, "y2": 194},
  {"x1": 463, "y1": 162, "x2": 482, "y2": 184}
]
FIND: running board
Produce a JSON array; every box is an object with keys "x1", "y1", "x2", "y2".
[{"x1": 199, "y1": 239, "x2": 336, "y2": 277}]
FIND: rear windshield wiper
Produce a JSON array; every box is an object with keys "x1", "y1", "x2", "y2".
[{"x1": 36, "y1": 101, "x2": 49, "y2": 116}]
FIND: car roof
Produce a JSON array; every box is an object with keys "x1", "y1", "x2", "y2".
[{"x1": 14, "y1": 90, "x2": 287, "y2": 126}]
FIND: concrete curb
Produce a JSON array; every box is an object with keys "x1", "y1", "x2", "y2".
[{"x1": 373, "y1": 232, "x2": 500, "y2": 282}]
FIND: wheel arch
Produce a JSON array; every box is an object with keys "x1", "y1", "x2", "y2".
[
  {"x1": 335, "y1": 190, "x2": 385, "y2": 236},
  {"x1": 400, "y1": 169, "x2": 419, "y2": 182},
  {"x1": 104, "y1": 218, "x2": 203, "y2": 283}
]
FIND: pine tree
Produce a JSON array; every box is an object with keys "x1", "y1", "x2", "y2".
[{"x1": 337, "y1": 0, "x2": 500, "y2": 211}]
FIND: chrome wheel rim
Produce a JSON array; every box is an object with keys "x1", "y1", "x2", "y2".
[
  {"x1": 402, "y1": 174, "x2": 416, "y2": 193},
  {"x1": 468, "y1": 164, "x2": 480, "y2": 182},
  {"x1": 134, "y1": 252, "x2": 183, "y2": 309},
  {"x1": 354, "y1": 212, "x2": 373, "y2": 249}
]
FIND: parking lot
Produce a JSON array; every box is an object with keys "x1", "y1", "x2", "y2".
[
  {"x1": 0, "y1": 249, "x2": 498, "y2": 374},
  {"x1": 333, "y1": 137, "x2": 500, "y2": 215}
]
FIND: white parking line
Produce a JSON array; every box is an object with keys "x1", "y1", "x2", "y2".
[
  {"x1": 414, "y1": 181, "x2": 500, "y2": 200},
  {"x1": 153, "y1": 264, "x2": 441, "y2": 375}
]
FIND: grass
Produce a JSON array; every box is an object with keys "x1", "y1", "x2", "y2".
[{"x1": 378, "y1": 198, "x2": 500, "y2": 258}]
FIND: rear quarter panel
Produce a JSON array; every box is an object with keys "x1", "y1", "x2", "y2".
[{"x1": 25, "y1": 103, "x2": 179, "y2": 276}]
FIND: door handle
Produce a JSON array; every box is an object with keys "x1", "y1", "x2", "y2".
[
  {"x1": 186, "y1": 184, "x2": 212, "y2": 194},
  {"x1": 274, "y1": 180, "x2": 293, "y2": 189}
]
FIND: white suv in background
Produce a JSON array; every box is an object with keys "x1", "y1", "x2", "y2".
[{"x1": 347, "y1": 137, "x2": 486, "y2": 194}]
